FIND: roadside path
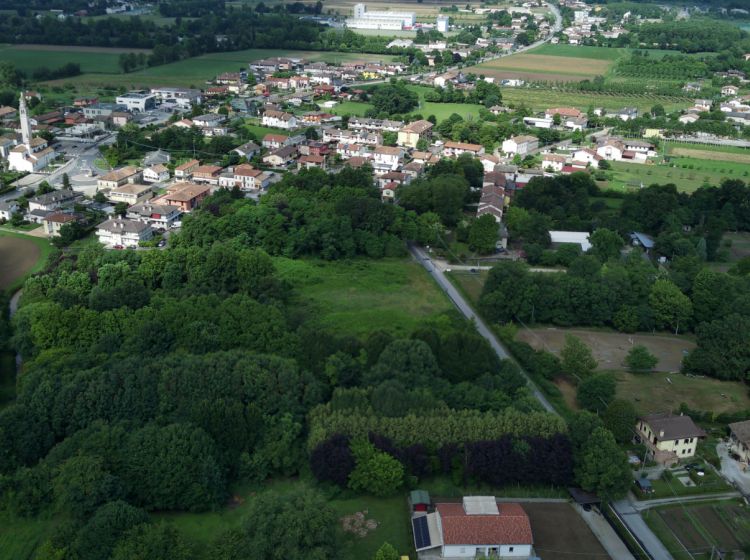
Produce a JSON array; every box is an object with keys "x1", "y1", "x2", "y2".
[{"x1": 408, "y1": 243, "x2": 556, "y2": 413}]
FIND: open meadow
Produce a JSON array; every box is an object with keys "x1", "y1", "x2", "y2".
[
  {"x1": 46, "y1": 48, "x2": 397, "y2": 90},
  {"x1": 0, "y1": 44, "x2": 149, "y2": 75},
  {"x1": 273, "y1": 257, "x2": 455, "y2": 336}
]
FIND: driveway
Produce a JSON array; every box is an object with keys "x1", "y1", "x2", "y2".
[{"x1": 717, "y1": 441, "x2": 750, "y2": 495}]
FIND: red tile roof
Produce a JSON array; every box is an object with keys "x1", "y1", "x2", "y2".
[{"x1": 436, "y1": 503, "x2": 532, "y2": 546}]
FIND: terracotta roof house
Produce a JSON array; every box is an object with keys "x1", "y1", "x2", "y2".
[
  {"x1": 397, "y1": 119, "x2": 434, "y2": 148},
  {"x1": 637, "y1": 413, "x2": 706, "y2": 466},
  {"x1": 160, "y1": 183, "x2": 211, "y2": 212},
  {"x1": 412, "y1": 496, "x2": 533, "y2": 558}
]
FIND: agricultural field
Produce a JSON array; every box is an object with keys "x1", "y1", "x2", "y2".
[
  {"x1": 0, "y1": 44, "x2": 149, "y2": 75},
  {"x1": 0, "y1": 232, "x2": 49, "y2": 291},
  {"x1": 525, "y1": 44, "x2": 627, "y2": 61},
  {"x1": 273, "y1": 257, "x2": 455, "y2": 336},
  {"x1": 499, "y1": 87, "x2": 691, "y2": 113},
  {"x1": 606, "y1": 155, "x2": 750, "y2": 194},
  {"x1": 46, "y1": 48, "x2": 397, "y2": 90},
  {"x1": 523, "y1": 502, "x2": 611, "y2": 560},
  {"x1": 471, "y1": 53, "x2": 614, "y2": 83},
  {"x1": 645, "y1": 501, "x2": 750, "y2": 560}
]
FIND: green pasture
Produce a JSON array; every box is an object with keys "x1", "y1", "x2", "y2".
[
  {"x1": 47, "y1": 48, "x2": 396, "y2": 90},
  {"x1": 526, "y1": 44, "x2": 627, "y2": 60},
  {"x1": 606, "y1": 158, "x2": 749, "y2": 193},
  {"x1": 0, "y1": 44, "x2": 135, "y2": 74},
  {"x1": 273, "y1": 257, "x2": 455, "y2": 336},
  {"x1": 331, "y1": 100, "x2": 375, "y2": 117}
]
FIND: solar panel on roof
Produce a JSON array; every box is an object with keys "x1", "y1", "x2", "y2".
[{"x1": 412, "y1": 516, "x2": 432, "y2": 550}]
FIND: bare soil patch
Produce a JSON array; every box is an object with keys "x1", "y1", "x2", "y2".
[
  {"x1": 523, "y1": 502, "x2": 611, "y2": 560},
  {"x1": 516, "y1": 327, "x2": 694, "y2": 373},
  {"x1": 0, "y1": 237, "x2": 41, "y2": 290},
  {"x1": 658, "y1": 508, "x2": 711, "y2": 554}
]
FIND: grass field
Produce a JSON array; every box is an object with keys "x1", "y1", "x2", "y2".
[
  {"x1": 331, "y1": 100, "x2": 375, "y2": 117},
  {"x1": 606, "y1": 158, "x2": 750, "y2": 193},
  {"x1": 273, "y1": 257, "x2": 454, "y2": 336},
  {"x1": 645, "y1": 501, "x2": 750, "y2": 560},
  {"x1": 0, "y1": 44, "x2": 148, "y2": 75},
  {"x1": 615, "y1": 370, "x2": 750, "y2": 416},
  {"x1": 47, "y1": 48, "x2": 396, "y2": 90},
  {"x1": 0, "y1": 232, "x2": 52, "y2": 291},
  {"x1": 156, "y1": 478, "x2": 413, "y2": 559},
  {"x1": 525, "y1": 44, "x2": 627, "y2": 60}
]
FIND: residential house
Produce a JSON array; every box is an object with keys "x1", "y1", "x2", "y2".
[
  {"x1": 728, "y1": 420, "x2": 750, "y2": 464},
  {"x1": 263, "y1": 134, "x2": 290, "y2": 150},
  {"x1": 722, "y1": 85, "x2": 740, "y2": 96},
  {"x1": 0, "y1": 106, "x2": 17, "y2": 122},
  {"x1": 380, "y1": 182, "x2": 399, "y2": 202},
  {"x1": 298, "y1": 155, "x2": 326, "y2": 170},
  {"x1": 542, "y1": 153, "x2": 567, "y2": 172},
  {"x1": 0, "y1": 201, "x2": 19, "y2": 221},
  {"x1": 411, "y1": 151, "x2": 441, "y2": 165},
  {"x1": 110, "y1": 112, "x2": 132, "y2": 128},
  {"x1": 372, "y1": 146, "x2": 403, "y2": 172},
  {"x1": 0, "y1": 134, "x2": 18, "y2": 158},
  {"x1": 607, "y1": 107, "x2": 638, "y2": 121},
  {"x1": 174, "y1": 159, "x2": 200, "y2": 180},
  {"x1": 142, "y1": 164, "x2": 169, "y2": 183},
  {"x1": 126, "y1": 203, "x2": 181, "y2": 230},
  {"x1": 229, "y1": 163, "x2": 265, "y2": 190},
  {"x1": 478, "y1": 154, "x2": 500, "y2": 174},
  {"x1": 97, "y1": 166, "x2": 142, "y2": 190},
  {"x1": 108, "y1": 183, "x2": 153, "y2": 206},
  {"x1": 262, "y1": 110, "x2": 298, "y2": 130},
  {"x1": 412, "y1": 496, "x2": 533, "y2": 558},
  {"x1": 478, "y1": 183, "x2": 505, "y2": 223},
  {"x1": 263, "y1": 145, "x2": 298, "y2": 168},
  {"x1": 232, "y1": 141, "x2": 261, "y2": 159},
  {"x1": 42, "y1": 212, "x2": 81, "y2": 237},
  {"x1": 636, "y1": 413, "x2": 706, "y2": 466},
  {"x1": 596, "y1": 138, "x2": 624, "y2": 161},
  {"x1": 502, "y1": 135, "x2": 538, "y2": 157},
  {"x1": 571, "y1": 148, "x2": 601, "y2": 166},
  {"x1": 191, "y1": 165, "x2": 223, "y2": 185},
  {"x1": 27, "y1": 189, "x2": 77, "y2": 215},
  {"x1": 443, "y1": 141, "x2": 485, "y2": 158},
  {"x1": 397, "y1": 119, "x2": 434, "y2": 149},
  {"x1": 96, "y1": 218, "x2": 153, "y2": 248},
  {"x1": 160, "y1": 183, "x2": 211, "y2": 212},
  {"x1": 679, "y1": 113, "x2": 700, "y2": 124},
  {"x1": 544, "y1": 107, "x2": 582, "y2": 120}
]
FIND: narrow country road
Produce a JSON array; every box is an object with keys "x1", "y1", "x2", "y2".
[
  {"x1": 409, "y1": 243, "x2": 674, "y2": 559},
  {"x1": 408, "y1": 243, "x2": 557, "y2": 414},
  {"x1": 632, "y1": 491, "x2": 741, "y2": 511}
]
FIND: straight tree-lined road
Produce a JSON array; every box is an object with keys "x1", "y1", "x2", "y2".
[
  {"x1": 409, "y1": 243, "x2": 674, "y2": 560},
  {"x1": 408, "y1": 243, "x2": 557, "y2": 413}
]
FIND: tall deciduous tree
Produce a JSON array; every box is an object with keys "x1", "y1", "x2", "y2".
[
  {"x1": 469, "y1": 214, "x2": 499, "y2": 254},
  {"x1": 561, "y1": 335, "x2": 597, "y2": 381},
  {"x1": 576, "y1": 373, "x2": 616, "y2": 413},
  {"x1": 649, "y1": 279, "x2": 692, "y2": 334},
  {"x1": 575, "y1": 427, "x2": 632, "y2": 502}
]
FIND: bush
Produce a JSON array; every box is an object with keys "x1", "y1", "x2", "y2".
[{"x1": 624, "y1": 345, "x2": 658, "y2": 373}]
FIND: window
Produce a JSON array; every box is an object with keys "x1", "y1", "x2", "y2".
[
  {"x1": 684, "y1": 438, "x2": 689, "y2": 444},
  {"x1": 687, "y1": 449, "x2": 692, "y2": 454},
  {"x1": 509, "y1": 547, "x2": 514, "y2": 552},
  {"x1": 681, "y1": 449, "x2": 686, "y2": 455}
]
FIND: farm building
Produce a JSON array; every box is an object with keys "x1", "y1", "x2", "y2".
[
  {"x1": 549, "y1": 231, "x2": 591, "y2": 252},
  {"x1": 412, "y1": 496, "x2": 533, "y2": 558}
]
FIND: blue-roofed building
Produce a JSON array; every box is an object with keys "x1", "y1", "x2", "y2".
[{"x1": 630, "y1": 232, "x2": 655, "y2": 254}]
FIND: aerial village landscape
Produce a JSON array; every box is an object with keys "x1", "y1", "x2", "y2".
[{"x1": 0, "y1": 0, "x2": 750, "y2": 559}]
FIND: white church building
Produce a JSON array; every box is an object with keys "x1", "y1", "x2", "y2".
[{"x1": 7, "y1": 93, "x2": 56, "y2": 173}]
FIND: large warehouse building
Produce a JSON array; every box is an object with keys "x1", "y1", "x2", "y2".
[{"x1": 346, "y1": 3, "x2": 416, "y2": 30}]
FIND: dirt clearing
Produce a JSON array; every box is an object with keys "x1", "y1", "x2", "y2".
[
  {"x1": 516, "y1": 327, "x2": 694, "y2": 373},
  {"x1": 0, "y1": 236, "x2": 41, "y2": 290},
  {"x1": 524, "y1": 502, "x2": 611, "y2": 560}
]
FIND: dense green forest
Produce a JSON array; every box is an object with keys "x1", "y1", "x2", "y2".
[{"x1": 0, "y1": 167, "x2": 636, "y2": 557}]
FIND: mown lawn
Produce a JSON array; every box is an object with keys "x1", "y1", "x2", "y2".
[
  {"x1": 273, "y1": 257, "x2": 455, "y2": 336},
  {"x1": 331, "y1": 100, "x2": 375, "y2": 117},
  {"x1": 606, "y1": 158, "x2": 749, "y2": 193}
]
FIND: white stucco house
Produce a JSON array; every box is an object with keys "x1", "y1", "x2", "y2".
[
  {"x1": 96, "y1": 218, "x2": 153, "y2": 248},
  {"x1": 412, "y1": 496, "x2": 534, "y2": 558}
]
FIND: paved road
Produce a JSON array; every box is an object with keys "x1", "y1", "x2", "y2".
[
  {"x1": 408, "y1": 243, "x2": 557, "y2": 413},
  {"x1": 613, "y1": 497, "x2": 674, "y2": 560},
  {"x1": 631, "y1": 491, "x2": 741, "y2": 512},
  {"x1": 575, "y1": 504, "x2": 636, "y2": 560}
]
